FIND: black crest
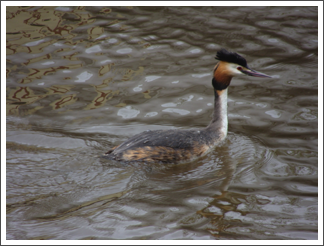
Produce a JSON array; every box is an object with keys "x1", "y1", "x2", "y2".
[{"x1": 215, "y1": 49, "x2": 248, "y2": 67}]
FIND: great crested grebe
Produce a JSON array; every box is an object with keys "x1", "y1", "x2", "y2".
[{"x1": 103, "y1": 49, "x2": 272, "y2": 163}]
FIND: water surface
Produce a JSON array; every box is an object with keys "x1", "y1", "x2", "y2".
[{"x1": 6, "y1": 6, "x2": 318, "y2": 240}]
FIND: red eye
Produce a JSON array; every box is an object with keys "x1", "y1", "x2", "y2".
[{"x1": 237, "y1": 67, "x2": 242, "y2": 71}]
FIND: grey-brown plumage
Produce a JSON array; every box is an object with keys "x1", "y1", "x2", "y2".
[
  {"x1": 103, "y1": 49, "x2": 272, "y2": 163},
  {"x1": 104, "y1": 128, "x2": 220, "y2": 163}
]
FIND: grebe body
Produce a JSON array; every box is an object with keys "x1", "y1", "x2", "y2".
[{"x1": 104, "y1": 49, "x2": 271, "y2": 163}]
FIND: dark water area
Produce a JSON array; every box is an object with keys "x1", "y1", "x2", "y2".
[{"x1": 5, "y1": 6, "x2": 319, "y2": 240}]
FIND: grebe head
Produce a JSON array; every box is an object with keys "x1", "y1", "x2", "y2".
[
  {"x1": 215, "y1": 48, "x2": 272, "y2": 78},
  {"x1": 212, "y1": 49, "x2": 271, "y2": 90}
]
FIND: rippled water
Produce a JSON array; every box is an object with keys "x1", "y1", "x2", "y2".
[{"x1": 6, "y1": 6, "x2": 319, "y2": 240}]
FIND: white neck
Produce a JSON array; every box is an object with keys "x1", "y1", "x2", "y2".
[
  {"x1": 206, "y1": 88, "x2": 228, "y2": 141},
  {"x1": 218, "y1": 88, "x2": 228, "y2": 140}
]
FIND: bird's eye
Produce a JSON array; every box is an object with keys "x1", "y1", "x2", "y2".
[{"x1": 237, "y1": 67, "x2": 242, "y2": 71}]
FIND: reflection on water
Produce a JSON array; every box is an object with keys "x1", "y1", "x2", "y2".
[{"x1": 6, "y1": 6, "x2": 318, "y2": 240}]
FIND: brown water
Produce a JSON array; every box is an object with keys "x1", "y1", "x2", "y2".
[{"x1": 6, "y1": 6, "x2": 318, "y2": 240}]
